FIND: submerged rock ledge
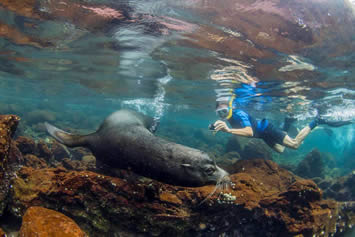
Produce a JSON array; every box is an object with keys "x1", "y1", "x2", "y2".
[{"x1": 0, "y1": 114, "x2": 354, "y2": 236}]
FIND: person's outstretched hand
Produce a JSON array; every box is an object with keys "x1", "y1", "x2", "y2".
[{"x1": 214, "y1": 120, "x2": 230, "y2": 133}]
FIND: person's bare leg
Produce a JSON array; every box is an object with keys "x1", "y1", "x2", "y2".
[
  {"x1": 282, "y1": 126, "x2": 312, "y2": 149},
  {"x1": 273, "y1": 143, "x2": 285, "y2": 153}
]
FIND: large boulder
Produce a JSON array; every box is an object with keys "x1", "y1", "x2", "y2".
[{"x1": 19, "y1": 206, "x2": 86, "y2": 237}]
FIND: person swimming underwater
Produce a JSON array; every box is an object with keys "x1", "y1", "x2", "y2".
[{"x1": 211, "y1": 96, "x2": 352, "y2": 153}]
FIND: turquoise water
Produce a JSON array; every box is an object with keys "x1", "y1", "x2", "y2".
[{"x1": 0, "y1": 0, "x2": 354, "y2": 175}]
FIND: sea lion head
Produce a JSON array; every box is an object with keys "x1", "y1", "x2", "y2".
[{"x1": 179, "y1": 151, "x2": 229, "y2": 187}]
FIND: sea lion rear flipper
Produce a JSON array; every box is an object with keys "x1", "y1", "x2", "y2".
[{"x1": 44, "y1": 122, "x2": 87, "y2": 147}]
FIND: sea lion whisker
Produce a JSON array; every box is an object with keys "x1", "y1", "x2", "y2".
[
  {"x1": 198, "y1": 174, "x2": 229, "y2": 206},
  {"x1": 198, "y1": 182, "x2": 220, "y2": 206}
]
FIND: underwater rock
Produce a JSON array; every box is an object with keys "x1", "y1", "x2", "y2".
[
  {"x1": 23, "y1": 154, "x2": 48, "y2": 169},
  {"x1": 216, "y1": 152, "x2": 241, "y2": 174},
  {"x1": 25, "y1": 110, "x2": 56, "y2": 125},
  {"x1": 318, "y1": 171, "x2": 355, "y2": 202},
  {"x1": 0, "y1": 114, "x2": 20, "y2": 216},
  {"x1": 295, "y1": 148, "x2": 325, "y2": 178},
  {"x1": 225, "y1": 136, "x2": 243, "y2": 153},
  {"x1": 70, "y1": 147, "x2": 92, "y2": 161},
  {"x1": 19, "y1": 206, "x2": 86, "y2": 237},
  {"x1": 31, "y1": 122, "x2": 48, "y2": 134},
  {"x1": 50, "y1": 140, "x2": 91, "y2": 161},
  {"x1": 36, "y1": 140, "x2": 52, "y2": 161},
  {"x1": 51, "y1": 141, "x2": 71, "y2": 161},
  {"x1": 343, "y1": 144, "x2": 355, "y2": 171},
  {"x1": 322, "y1": 152, "x2": 337, "y2": 169},
  {"x1": 8, "y1": 159, "x2": 354, "y2": 236},
  {"x1": 80, "y1": 155, "x2": 96, "y2": 170},
  {"x1": 15, "y1": 136, "x2": 52, "y2": 162},
  {"x1": 15, "y1": 136, "x2": 36, "y2": 155},
  {"x1": 61, "y1": 158, "x2": 95, "y2": 171},
  {"x1": 241, "y1": 139, "x2": 273, "y2": 160}
]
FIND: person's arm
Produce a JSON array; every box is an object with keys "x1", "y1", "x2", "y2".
[{"x1": 213, "y1": 120, "x2": 254, "y2": 137}]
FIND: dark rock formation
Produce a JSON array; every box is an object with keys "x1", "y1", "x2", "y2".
[
  {"x1": 15, "y1": 136, "x2": 52, "y2": 162},
  {"x1": 225, "y1": 136, "x2": 242, "y2": 153},
  {"x1": 295, "y1": 149, "x2": 324, "y2": 178},
  {"x1": 15, "y1": 136, "x2": 36, "y2": 155},
  {"x1": 317, "y1": 171, "x2": 355, "y2": 202},
  {"x1": 50, "y1": 141, "x2": 71, "y2": 161},
  {"x1": 19, "y1": 206, "x2": 86, "y2": 237},
  {"x1": 241, "y1": 139, "x2": 273, "y2": 160}
]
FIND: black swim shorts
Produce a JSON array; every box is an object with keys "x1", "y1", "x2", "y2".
[{"x1": 260, "y1": 123, "x2": 287, "y2": 148}]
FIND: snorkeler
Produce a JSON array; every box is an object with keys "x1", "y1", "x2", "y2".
[{"x1": 211, "y1": 96, "x2": 352, "y2": 153}]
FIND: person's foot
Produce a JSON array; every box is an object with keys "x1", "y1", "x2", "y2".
[{"x1": 309, "y1": 114, "x2": 326, "y2": 130}]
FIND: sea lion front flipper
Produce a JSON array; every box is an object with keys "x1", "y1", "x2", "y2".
[{"x1": 44, "y1": 122, "x2": 88, "y2": 148}]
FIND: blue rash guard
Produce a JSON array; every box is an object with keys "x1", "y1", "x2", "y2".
[
  {"x1": 227, "y1": 108, "x2": 287, "y2": 148},
  {"x1": 227, "y1": 109, "x2": 268, "y2": 138}
]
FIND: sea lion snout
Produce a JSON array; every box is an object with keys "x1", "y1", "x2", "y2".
[
  {"x1": 202, "y1": 163, "x2": 229, "y2": 185},
  {"x1": 180, "y1": 153, "x2": 229, "y2": 186}
]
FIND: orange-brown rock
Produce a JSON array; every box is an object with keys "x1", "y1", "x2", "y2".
[
  {"x1": 0, "y1": 115, "x2": 20, "y2": 167},
  {"x1": 0, "y1": 114, "x2": 20, "y2": 215},
  {"x1": 0, "y1": 227, "x2": 5, "y2": 237},
  {"x1": 61, "y1": 158, "x2": 94, "y2": 171},
  {"x1": 23, "y1": 154, "x2": 48, "y2": 169},
  {"x1": 36, "y1": 140, "x2": 52, "y2": 161},
  {"x1": 19, "y1": 206, "x2": 87, "y2": 237},
  {"x1": 9, "y1": 159, "x2": 355, "y2": 236},
  {"x1": 15, "y1": 136, "x2": 52, "y2": 164}
]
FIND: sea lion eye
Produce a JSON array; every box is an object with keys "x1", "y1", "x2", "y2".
[{"x1": 205, "y1": 166, "x2": 215, "y2": 175}]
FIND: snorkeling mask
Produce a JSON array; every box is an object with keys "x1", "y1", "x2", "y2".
[
  {"x1": 216, "y1": 106, "x2": 230, "y2": 119},
  {"x1": 215, "y1": 94, "x2": 235, "y2": 120}
]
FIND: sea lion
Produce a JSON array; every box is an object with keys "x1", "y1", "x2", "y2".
[{"x1": 45, "y1": 109, "x2": 229, "y2": 187}]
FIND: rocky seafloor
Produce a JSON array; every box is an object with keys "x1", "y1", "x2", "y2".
[{"x1": 0, "y1": 113, "x2": 354, "y2": 237}]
